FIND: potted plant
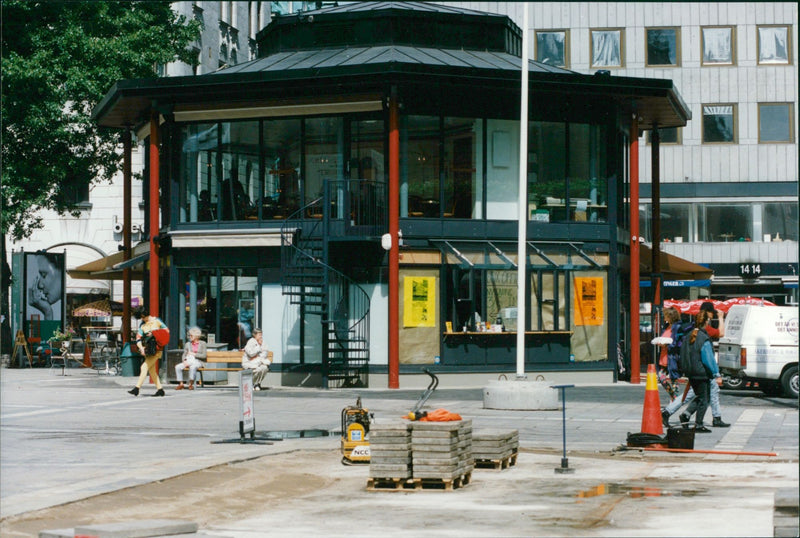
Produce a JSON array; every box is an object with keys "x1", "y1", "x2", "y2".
[{"x1": 48, "y1": 327, "x2": 78, "y2": 352}]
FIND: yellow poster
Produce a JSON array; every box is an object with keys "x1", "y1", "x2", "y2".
[
  {"x1": 404, "y1": 276, "x2": 435, "y2": 327},
  {"x1": 573, "y1": 277, "x2": 604, "y2": 326}
]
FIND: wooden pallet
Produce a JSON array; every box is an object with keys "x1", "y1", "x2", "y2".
[
  {"x1": 409, "y1": 472, "x2": 472, "y2": 490},
  {"x1": 366, "y1": 477, "x2": 412, "y2": 491},
  {"x1": 367, "y1": 472, "x2": 472, "y2": 491},
  {"x1": 474, "y1": 452, "x2": 517, "y2": 470}
]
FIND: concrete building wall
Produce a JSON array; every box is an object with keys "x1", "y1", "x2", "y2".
[{"x1": 445, "y1": 2, "x2": 798, "y2": 276}]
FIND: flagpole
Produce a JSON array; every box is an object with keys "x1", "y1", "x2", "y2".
[{"x1": 516, "y1": 2, "x2": 530, "y2": 379}]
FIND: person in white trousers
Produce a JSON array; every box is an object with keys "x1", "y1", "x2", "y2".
[
  {"x1": 175, "y1": 326, "x2": 207, "y2": 390},
  {"x1": 241, "y1": 328, "x2": 271, "y2": 390}
]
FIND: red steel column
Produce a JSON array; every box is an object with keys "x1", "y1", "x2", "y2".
[
  {"x1": 388, "y1": 92, "x2": 400, "y2": 389},
  {"x1": 148, "y1": 111, "x2": 160, "y2": 318},
  {"x1": 122, "y1": 129, "x2": 132, "y2": 343},
  {"x1": 629, "y1": 116, "x2": 640, "y2": 383}
]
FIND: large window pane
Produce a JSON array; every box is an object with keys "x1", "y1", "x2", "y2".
[
  {"x1": 763, "y1": 202, "x2": 799, "y2": 241},
  {"x1": 220, "y1": 121, "x2": 259, "y2": 221},
  {"x1": 404, "y1": 115, "x2": 440, "y2": 218},
  {"x1": 349, "y1": 117, "x2": 385, "y2": 222},
  {"x1": 178, "y1": 123, "x2": 218, "y2": 223},
  {"x1": 660, "y1": 203, "x2": 691, "y2": 243},
  {"x1": 304, "y1": 117, "x2": 343, "y2": 208},
  {"x1": 536, "y1": 30, "x2": 568, "y2": 67},
  {"x1": 702, "y1": 104, "x2": 736, "y2": 143},
  {"x1": 759, "y1": 103, "x2": 793, "y2": 143},
  {"x1": 180, "y1": 268, "x2": 257, "y2": 351},
  {"x1": 702, "y1": 26, "x2": 734, "y2": 65},
  {"x1": 444, "y1": 117, "x2": 481, "y2": 219},
  {"x1": 568, "y1": 123, "x2": 608, "y2": 222},
  {"x1": 758, "y1": 26, "x2": 790, "y2": 64},
  {"x1": 263, "y1": 118, "x2": 301, "y2": 219},
  {"x1": 529, "y1": 121, "x2": 566, "y2": 221},
  {"x1": 591, "y1": 29, "x2": 623, "y2": 67},
  {"x1": 646, "y1": 28, "x2": 679, "y2": 66},
  {"x1": 703, "y1": 204, "x2": 751, "y2": 242},
  {"x1": 486, "y1": 119, "x2": 519, "y2": 220}
]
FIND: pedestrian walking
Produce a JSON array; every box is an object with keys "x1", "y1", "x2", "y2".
[
  {"x1": 676, "y1": 311, "x2": 721, "y2": 433},
  {"x1": 128, "y1": 307, "x2": 169, "y2": 397},
  {"x1": 662, "y1": 302, "x2": 731, "y2": 428}
]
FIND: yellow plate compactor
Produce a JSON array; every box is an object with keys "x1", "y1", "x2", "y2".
[{"x1": 341, "y1": 396, "x2": 372, "y2": 465}]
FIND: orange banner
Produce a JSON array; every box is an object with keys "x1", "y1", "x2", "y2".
[{"x1": 574, "y1": 277, "x2": 604, "y2": 326}]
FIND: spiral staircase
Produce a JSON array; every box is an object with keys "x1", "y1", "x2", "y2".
[{"x1": 280, "y1": 180, "x2": 385, "y2": 388}]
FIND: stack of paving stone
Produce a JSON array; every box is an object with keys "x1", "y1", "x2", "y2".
[
  {"x1": 410, "y1": 419, "x2": 473, "y2": 489},
  {"x1": 472, "y1": 428, "x2": 519, "y2": 469},
  {"x1": 366, "y1": 419, "x2": 412, "y2": 489}
]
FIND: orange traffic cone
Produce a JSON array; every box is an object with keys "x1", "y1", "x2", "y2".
[
  {"x1": 640, "y1": 364, "x2": 663, "y2": 435},
  {"x1": 83, "y1": 340, "x2": 92, "y2": 368}
]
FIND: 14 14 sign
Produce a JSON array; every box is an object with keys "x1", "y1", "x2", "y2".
[{"x1": 739, "y1": 263, "x2": 762, "y2": 278}]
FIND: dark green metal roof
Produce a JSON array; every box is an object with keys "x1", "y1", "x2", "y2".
[
  {"x1": 257, "y1": 1, "x2": 520, "y2": 56},
  {"x1": 214, "y1": 45, "x2": 571, "y2": 77},
  {"x1": 92, "y1": 1, "x2": 690, "y2": 131}
]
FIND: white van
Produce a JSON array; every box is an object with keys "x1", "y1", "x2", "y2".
[{"x1": 718, "y1": 305, "x2": 799, "y2": 398}]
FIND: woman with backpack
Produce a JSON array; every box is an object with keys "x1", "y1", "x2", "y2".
[{"x1": 677, "y1": 310, "x2": 722, "y2": 433}]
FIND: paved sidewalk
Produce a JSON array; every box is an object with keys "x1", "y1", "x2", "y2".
[{"x1": 1, "y1": 368, "x2": 797, "y2": 536}]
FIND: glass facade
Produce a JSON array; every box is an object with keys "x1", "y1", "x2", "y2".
[
  {"x1": 640, "y1": 201, "x2": 798, "y2": 243},
  {"x1": 178, "y1": 268, "x2": 257, "y2": 351}
]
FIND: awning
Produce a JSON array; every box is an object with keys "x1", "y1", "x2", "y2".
[
  {"x1": 68, "y1": 243, "x2": 149, "y2": 281},
  {"x1": 639, "y1": 244, "x2": 713, "y2": 281},
  {"x1": 169, "y1": 230, "x2": 282, "y2": 248},
  {"x1": 431, "y1": 240, "x2": 606, "y2": 270}
]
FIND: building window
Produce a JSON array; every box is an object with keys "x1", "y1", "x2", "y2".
[
  {"x1": 758, "y1": 25, "x2": 791, "y2": 65},
  {"x1": 304, "y1": 117, "x2": 344, "y2": 207},
  {"x1": 590, "y1": 29, "x2": 623, "y2": 68},
  {"x1": 646, "y1": 27, "x2": 680, "y2": 67},
  {"x1": 702, "y1": 26, "x2": 735, "y2": 65},
  {"x1": 758, "y1": 103, "x2": 794, "y2": 143},
  {"x1": 663, "y1": 204, "x2": 692, "y2": 243},
  {"x1": 702, "y1": 204, "x2": 751, "y2": 242},
  {"x1": 702, "y1": 104, "x2": 736, "y2": 144},
  {"x1": 63, "y1": 180, "x2": 91, "y2": 207},
  {"x1": 535, "y1": 30, "x2": 568, "y2": 68},
  {"x1": 763, "y1": 202, "x2": 799, "y2": 241},
  {"x1": 528, "y1": 121, "x2": 609, "y2": 223},
  {"x1": 646, "y1": 127, "x2": 681, "y2": 145},
  {"x1": 404, "y1": 115, "x2": 441, "y2": 218}
]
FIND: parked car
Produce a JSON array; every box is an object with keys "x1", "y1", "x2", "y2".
[{"x1": 718, "y1": 305, "x2": 799, "y2": 398}]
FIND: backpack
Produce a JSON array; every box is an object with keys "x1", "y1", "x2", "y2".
[
  {"x1": 678, "y1": 329, "x2": 710, "y2": 378},
  {"x1": 666, "y1": 321, "x2": 691, "y2": 379}
]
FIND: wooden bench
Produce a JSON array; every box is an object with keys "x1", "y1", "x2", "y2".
[{"x1": 196, "y1": 350, "x2": 272, "y2": 386}]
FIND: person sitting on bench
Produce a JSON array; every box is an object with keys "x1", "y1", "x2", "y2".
[
  {"x1": 175, "y1": 326, "x2": 206, "y2": 390},
  {"x1": 241, "y1": 328, "x2": 271, "y2": 391}
]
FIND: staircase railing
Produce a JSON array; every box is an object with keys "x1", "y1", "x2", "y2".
[{"x1": 280, "y1": 191, "x2": 372, "y2": 388}]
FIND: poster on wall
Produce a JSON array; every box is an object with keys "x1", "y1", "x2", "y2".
[
  {"x1": 25, "y1": 251, "x2": 66, "y2": 322},
  {"x1": 573, "y1": 276, "x2": 604, "y2": 326},
  {"x1": 403, "y1": 276, "x2": 435, "y2": 327}
]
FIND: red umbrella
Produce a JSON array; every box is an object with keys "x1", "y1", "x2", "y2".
[
  {"x1": 718, "y1": 297, "x2": 776, "y2": 312},
  {"x1": 664, "y1": 297, "x2": 776, "y2": 315}
]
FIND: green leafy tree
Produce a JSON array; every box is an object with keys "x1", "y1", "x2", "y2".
[
  {"x1": 1, "y1": 1, "x2": 200, "y2": 353},
  {"x1": 1, "y1": 0, "x2": 201, "y2": 240}
]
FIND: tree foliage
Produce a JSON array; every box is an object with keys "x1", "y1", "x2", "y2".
[{"x1": 1, "y1": 1, "x2": 201, "y2": 240}]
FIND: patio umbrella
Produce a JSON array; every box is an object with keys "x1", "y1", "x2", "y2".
[
  {"x1": 664, "y1": 297, "x2": 776, "y2": 315},
  {"x1": 72, "y1": 299, "x2": 113, "y2": 317}
]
